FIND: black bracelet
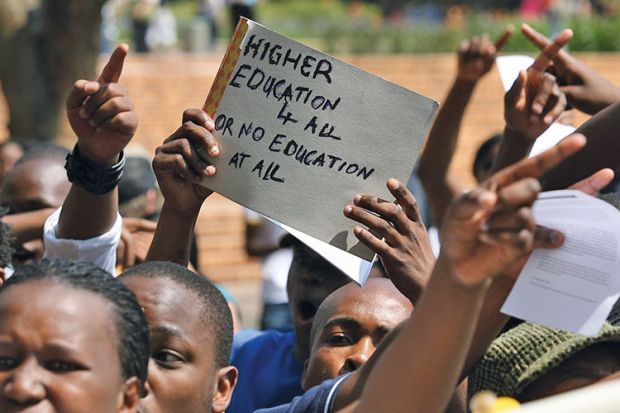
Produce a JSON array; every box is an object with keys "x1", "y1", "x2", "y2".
[{"x1": 65, "y1": 144, "x2": 125, "y2": 195}]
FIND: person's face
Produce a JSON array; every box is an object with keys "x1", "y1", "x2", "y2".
[
  {"x1": 286, "y1": 246, "x2": 350, "y2": 361},
  {"x1": 122, "y1": 276, "x2": 236, "y2": 413},
  {"x1": 0, "y1": 160, "x2": 69, "y2": 214},
  {"x1": 520, "y1": 342, "x2": 620, "y2": 402},
  {"x1": 474, "y1": 142, "x2": 500, "y2": 183},
  {"x1": 0, "y1": 281, "x2": 139, "y2": 413},
  {"x1": 302, "y1": 279, "x2": 412, "y2": 390}
]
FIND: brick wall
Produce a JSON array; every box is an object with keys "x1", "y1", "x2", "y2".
[{"x1": 1, "y1": 52, "x2": 618, "y2": 281}]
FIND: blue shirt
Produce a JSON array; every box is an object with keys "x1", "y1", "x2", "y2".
[
  {"x1": 255, "y1": 375, "x2": 350, "y2": 413},
  {"x1": 229, "y1": 330, "x2": 304, "y2": 413}
]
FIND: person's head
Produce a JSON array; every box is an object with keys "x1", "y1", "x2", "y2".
[
  {"x1": 0, "y1": 142, "x2": 24, "y2": 185},
  {"x1": 0, "y1": 208, "x2": 13, "y2": 286},
  {"x1": 468, "y1": 322, "x2": 620, "y2": 403},
  {"x1": 119, "y1": 261, "x2": 237, "y2": 413},
  {"x1": 302, "y1": 278, "x2": 412, "y2": 390},
  {"x1": 284, "y1": 237, "x2": 351, "y2": 361},
  {"x1": 473, "y1": 134, "x2": 501, "y2": 183},
  {"x1": 0, "y1": 144, "x2": 70, "y2": 214},
  {"x1": 118, "y1": 155, "x2": 161, "y2": 221},
  {"x1": 0, "y1": 258, "x2": 148, "y2": 413},
  {"x1": 0, "y1": 145, "x2": 70, "y2": 264}
]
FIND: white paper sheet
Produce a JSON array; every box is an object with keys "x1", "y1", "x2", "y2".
[
  {"x1": 495, "y1": 55, "x2": 576, "y2": 158},
  {"x1": 519, "y1": 379, "x2": 620, "y2": 413},
  {"x1": 263, "y1": 215, "x2": 374, "y2": 285},
  {"x1": 501, "y1": 190, "x2": 620, "y2": 336}
]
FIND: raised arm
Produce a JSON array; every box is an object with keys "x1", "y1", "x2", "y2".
[
  {"x1": 146, "y1": 109, "x2": 218, "y2": 266},
  {"x1": 348, "y1": 135, "x2": 585, "y2": 413},
  {"x1": 418, "y1": 29, "x2": 512, "y2": 226},
  {"x1": 491, "y1": 29, "x2": 572, "y2": 173},
  {"x1": 57, "y1": 44, "x2": 137, "y2": 240},
  {"x1": 522, "y1": 23, "x2": 620, "y2": 115}
]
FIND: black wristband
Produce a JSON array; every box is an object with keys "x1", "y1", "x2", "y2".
[{"x1": 65, "y1": 144, "x2": 125, "y2": 195}]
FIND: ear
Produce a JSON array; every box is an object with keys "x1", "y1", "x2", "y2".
[
  {"x1": 300, "y1": 358, "x2": 310, "y2": 391},
  {"x1": 118, "y1": 377, "x2": 141, "y2": 413},
  {"x1": 211, "y1": 366, "x2": 238, "y2": 413}
]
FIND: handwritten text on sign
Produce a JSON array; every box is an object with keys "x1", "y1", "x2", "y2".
[{"x1": 201, "y1": 20, "x2": 438, "y2": 260}]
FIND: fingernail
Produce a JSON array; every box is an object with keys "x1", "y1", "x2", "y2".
[
  {"x1": 210, "y1": 146, "x2": 219, "y2": 156},
  {"x1": 532, "y1": 103, "x2": 543, "y2": 114},
  {"x1": 353, "y1": 226, "x2": 362, "y2": 235},
  {"x1": 551, "y1": 231, "x2": 564, "y2": 245},
  {"x1": 79, "y1": 108, "x2": 89, "y2": 119},
  {"x1": 344, "y1": 205, "x2": 353, "y2": 214},
  {"x1": 353, "y1": 194, "x2": 362, "y2": 204},
  {"x1": 206, "y1": 165, "x2": 216, "y2": 176},
  {"x1": 544, "y1": 115, "x2": 554, "y2": 124}
]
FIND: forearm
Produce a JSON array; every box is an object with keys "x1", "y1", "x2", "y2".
[
  {"x1": 355, "y1": 257, "x2": 489, "y2": 413},
  {"x1": 460, "y1": 275, "x2": 513, "y2": 380},
  {"x1": 490, "y1": 127, "x2": 533, "y2": 174},
  {"x1": 543, "y1": 102, "x2": 620, "y2": 190},
  {"x1": 56, "y1": 151, "x2": 121, "y2": 240},
  {"x1": 146, "y1": 203, "x2": 199, "y2": 266},
  {"x1": 3, "y1": 208, "x2": 56, "y2": 244},
  {"x1": 419, "y1": 79, "x2": 476, "y2": 224},
  {"x1": 57, "y1": 185, "x2": 119, "y2": 240}
]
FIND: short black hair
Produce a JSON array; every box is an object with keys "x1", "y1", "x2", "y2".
[
  {"x1": 120, "y1": 261, "x2": 233, "y2": 368},
  {"x1": 473, "y1": 133, "x2": 502, "y2": 181},
  {"x1": 2, "y1": 258, "x2": 149, "y2": 388},
  {"x1": 119, "y1": 156, "x2": 158, "y2": 205},
  {"x1": 15, "y1": 143, "x2": 69, "y2": 165},
  {"x1": 0, "y1": 208, "x2": 14, "y2": 268}
]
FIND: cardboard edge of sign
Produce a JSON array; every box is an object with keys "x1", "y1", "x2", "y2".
[{"x1": 259, "y1": 213, "x2": 375, "y2": 285}]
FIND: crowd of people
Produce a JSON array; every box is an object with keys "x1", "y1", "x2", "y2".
[{"x1": 0, "y1": 21, "x2": 619, "y2": 413}]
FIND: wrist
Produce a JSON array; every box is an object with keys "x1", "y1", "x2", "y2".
[
  {"x1": 161, "y1": 200, "x2": 203, "y2": 220},
  {"x1": 453, "y1": 77, "x2": 478, "y2": 90},
  {"x1": 504, "y1": 126, "x2": 534, "y2": 144},
  {"x1": 435, "y1": 253, "x2": 493, "y2": 293},
  {"x1": 77, "y1": 145, "x2": 120, "y2": 167},
  {"x1": 65, "y1": 144, "x2": 125, "y2": 195}
]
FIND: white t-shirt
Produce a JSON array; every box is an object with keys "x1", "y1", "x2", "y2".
[{"x1": 43, "y1": 208, "x2": 122, "y2": 275}]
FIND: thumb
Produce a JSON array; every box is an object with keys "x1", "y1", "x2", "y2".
[
  {"x1": 450, "y1": 188, "x2": 497, "y2": 225},
  {"x1": 505, "y1": 70, "x2": 527, "y2": 107},
  {"x1": 66, "y1": 80, "x2": 101, "y2": 110},
  {"x1": 534, "y1": 225, "x2": 564, "y2": 249},
  {"x1": 98, "y1": 43, "x2": 129, "y2": 83}
]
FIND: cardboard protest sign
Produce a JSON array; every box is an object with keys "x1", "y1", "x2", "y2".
[{"x1": 201, "y1": 18, "x2": 437, "y2": 260}]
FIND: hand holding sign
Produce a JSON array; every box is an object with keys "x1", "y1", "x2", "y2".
[
  {"x1": 456, "y1": 27, "x2": 513, "y2": 83},
  {"x1": 344, "y1": 179, "x2": 435, "y2": 302},
  {"x1": 504, "y1": 29, "x2": 572, "y2": 142},
  {"x1": 152, "y1": 109, "x2": 217, "y2": 215},
  {"x1": 439, "y1": 134, "x2": 586, "y2": 286},
  {"x1": 66, "y1": 44, "x2": 137, "y2": 166}
]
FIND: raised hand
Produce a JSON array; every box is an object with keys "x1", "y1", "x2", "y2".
[
  {"x1": 456, "y1": 27, "x2": 513, "y2": 83},
  {"x1": 66, "y1": 44, "x2": 137, "y2": 165},
  {"x1": 440, "y1": 134, "x2": 586, "y2": 286},
  {"x1": 522, "y1": 23, "x2": 620, "y2": 115},
  {"x1": 152, "y1": 109, "x2": 219, "y2": 215},
  {"x1": 343, "y1": 179, "x2": 434, "y2": 302},
  {"x1": 504, "y1": 29, "x2": 572, "y2": 141}
]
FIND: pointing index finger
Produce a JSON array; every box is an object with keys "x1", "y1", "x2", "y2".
[
  {"x1": 98, "y1": 43, "x2": 129, "y2": 83},
  {"x1": 489, "y1": 133, "x2": 586, "y2": 188},
  {"x1": 494, "y1": 26, "x2": 514, "y2": 52},
  {"x1": 531, "y1": 29, "x2": 573, "y2": 72}
]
